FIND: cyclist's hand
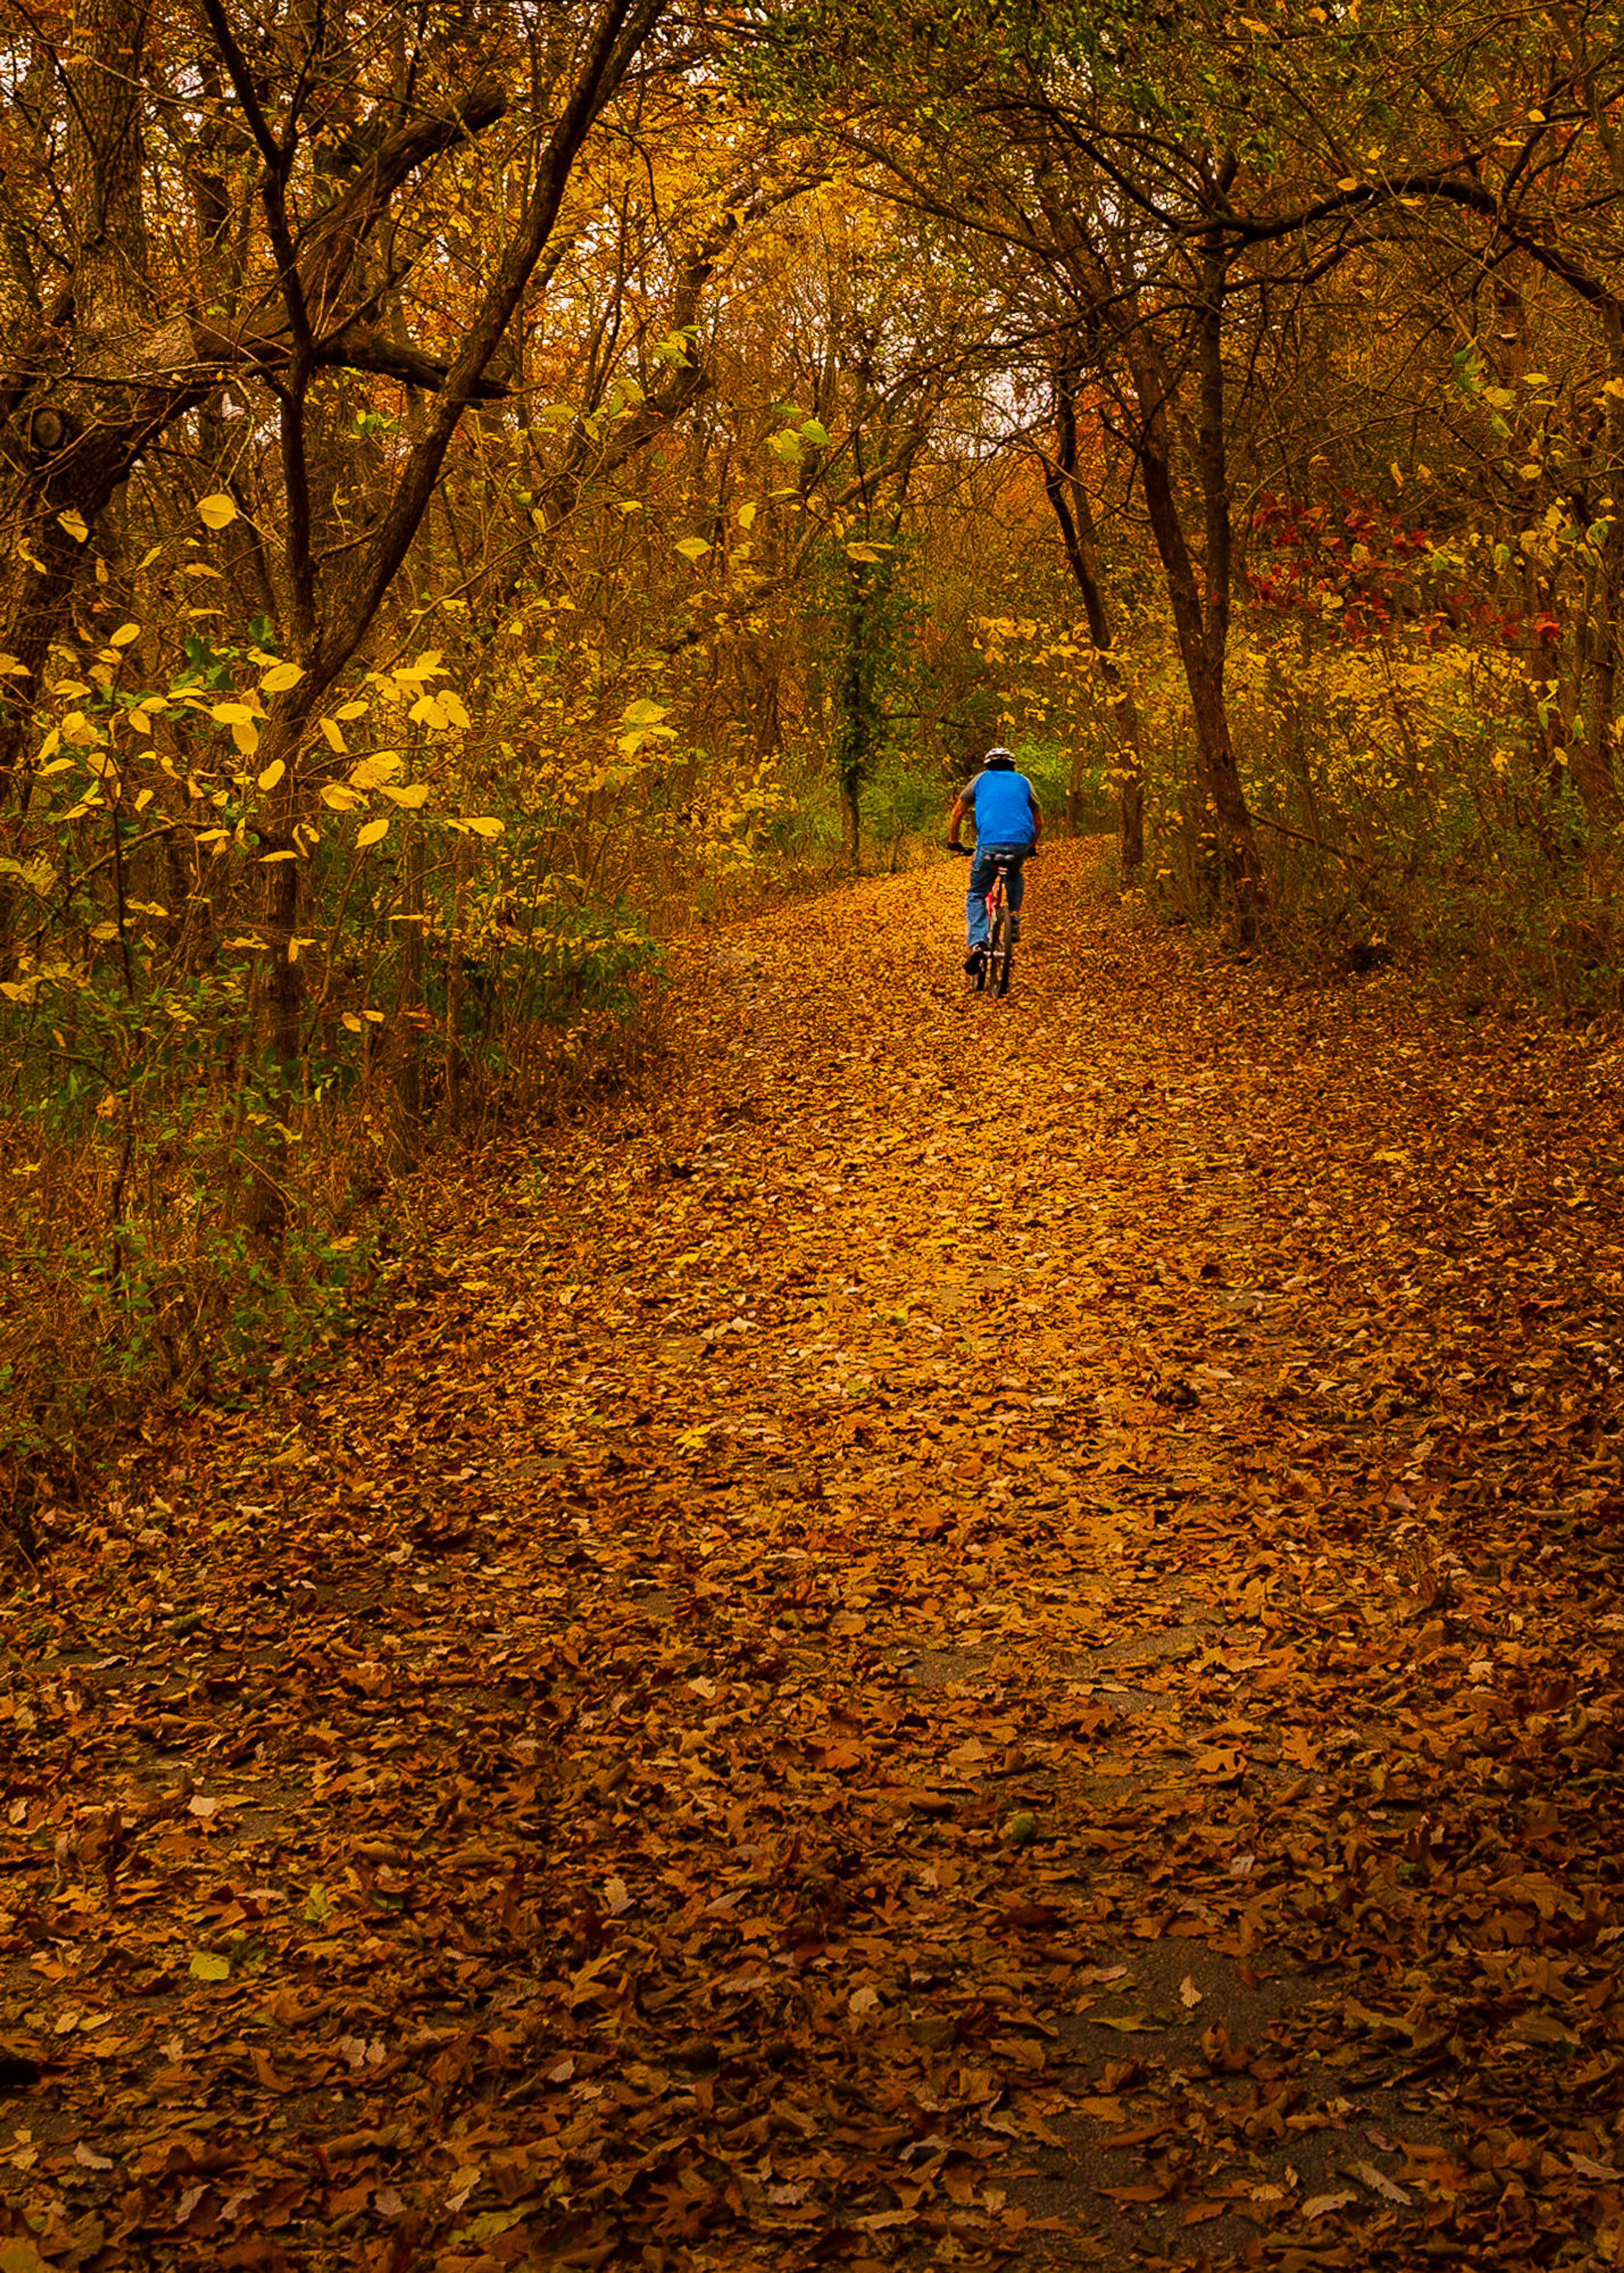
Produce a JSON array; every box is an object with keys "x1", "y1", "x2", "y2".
[{"x1": 944, "y1": 840, "x2": 970, "y2": 857}]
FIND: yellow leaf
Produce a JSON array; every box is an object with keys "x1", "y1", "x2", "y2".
[
  {"x1": 0, "y1": 654, "x2": 27, "y2": 675},
  {"x1": 737, "y1": 501, "x2": 757, "y2": 531},
  {"x1": 355, "y1": 818, "x2": 390, "y2": 848},
  {"x1": 349, "y1": 752, "x2": 402, "y2": 789},
  {"x1": 321, "y1": 784, "x2": 362, "y2": 811},
  {"x1": 257, "y1": 758, "x2": 286, "y2": 792},
  {"x1": 439, "y1": 690, "x2": 470, "y2": 730},
  {"x1": 409, "y1": 694, "x2": 448, "y2": 729},
  {"x1": 673, "y1": 536, "x2": 711, "y2": 560},
  {"x1": 342, "y1": 1012, "x2": 363, "y2": 1032},
  {"x1": 623, "y1": 698, "x2": 668, "y2": 727},
  {"x1": 109, "y1": 623, "x2": 141, "y2": 647},
  {"x1": 57, "y1": 510, "x2": 89, "y2": 543},
  {"x1": 260, "y1": 661, "x2": 304, "y2": 693},
  {"x1": 210, "y1": 701, "x2": 258, "y2": 725},
  {"x1": 335, "y1": 701, "x2": 369, "y2": 719},
  {"x1": 197, "y1": 493, "x2": 238, "y2": 530},
  {"x1": 319, "y1": 716, "x2": 347, "y2": 755},
  {"x1": 231, "y1": 719, "x2": 259, "y2": 758},
  {"x1": 378, "y1": 783, "x2": 429, "y2": 808},
  {"x1": 463, "y1": 816, "x2": 504, "y2": 838},
  {"x1": 1337, "y1": 176, "x2": 1361, "y2": 192}
]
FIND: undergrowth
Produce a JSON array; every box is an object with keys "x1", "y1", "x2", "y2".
[{"x1": 0, "y1": 976, "x2": 670, "y2": 1555}]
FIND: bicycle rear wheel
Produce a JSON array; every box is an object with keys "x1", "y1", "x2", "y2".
[{"x1": 988, "y1": 907, "x2": 1011, "y2": 996}]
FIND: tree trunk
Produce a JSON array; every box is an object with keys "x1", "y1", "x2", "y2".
[
  {"x1": 0, "y1": 0, "x2": 167, "y2": 822},
  {"x1": 391, "y1": 822, "x2": 427, "y2": 1166},
  {"x1": 1121, "y1": 317, "x2": 1264, "y2": 936},
  {"x1": 840, "y1": 785, "x2": 861, "y2": 870},
  {"x1": 444, "y1": 838, "x2": 472, "y2": 1130},
  {"x1": 1040, "y1": 361, "x2": 1146, "y2": 875}
]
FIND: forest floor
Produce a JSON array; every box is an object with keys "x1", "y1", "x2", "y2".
[{"x1": 7, "y1": 838, "x2": 1624, "y2": 2273}]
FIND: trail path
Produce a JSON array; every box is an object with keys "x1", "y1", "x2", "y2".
[{"x1": 8, "y1": 841, "x2": 1624, "y2": 2273}]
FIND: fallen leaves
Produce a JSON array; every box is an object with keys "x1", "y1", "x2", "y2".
[{"x1": 6, "y1": 845, "x2": 1624, "y2": 2268}]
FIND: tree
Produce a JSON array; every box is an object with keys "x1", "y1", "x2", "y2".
[{"x1": 0, "y1": 0, "x2": 674, "y2": 1216}]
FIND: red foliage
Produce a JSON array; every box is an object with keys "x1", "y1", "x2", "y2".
[{"x1": 1246, "y1": 489, "x2": 1461, "y2": 644}]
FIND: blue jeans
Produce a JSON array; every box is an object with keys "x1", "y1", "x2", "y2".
[{"x1": 967, "y1": 845, "x2": 1029, "y2": 947}]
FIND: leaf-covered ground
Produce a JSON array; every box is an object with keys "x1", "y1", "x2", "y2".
[{"x1": 7, "y1": 839, "x2": 1624, "y2": 2273}]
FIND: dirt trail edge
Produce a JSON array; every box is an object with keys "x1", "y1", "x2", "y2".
[{"x1": 8, "y1": 839, "x2": 1624, "y2": 2273}]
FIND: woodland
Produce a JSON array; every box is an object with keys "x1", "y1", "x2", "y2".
[{"x1": 5, "y1": 0, "x2": 1624, "y2": 2268}]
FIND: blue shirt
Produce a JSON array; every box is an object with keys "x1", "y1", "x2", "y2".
[{"x1": 961, "y1": 766, "x2": 1037, "y2": 848}]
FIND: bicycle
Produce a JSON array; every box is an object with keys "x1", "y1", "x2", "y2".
[{"x1": 947, "y1": 843, "x2": 1020, "y2": 997}]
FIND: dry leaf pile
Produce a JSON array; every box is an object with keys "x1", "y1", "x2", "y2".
[{"x1": 5, "y1": 839, "x2": 1624, "y2": 2271}]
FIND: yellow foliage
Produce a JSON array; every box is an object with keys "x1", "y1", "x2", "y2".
[{"x1": 349, "y1": 752, "x2": 404, "y2": 790}]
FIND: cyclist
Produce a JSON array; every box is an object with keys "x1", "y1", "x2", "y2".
[{"x1": 946, "y1": 746, "x2": 1042, "y2": 977}]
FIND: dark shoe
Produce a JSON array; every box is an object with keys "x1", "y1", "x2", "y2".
[{"x1": 964, "y1": 947, "x2": 985, "y2": 977}]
